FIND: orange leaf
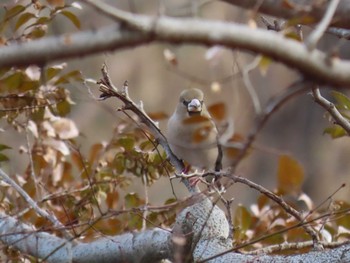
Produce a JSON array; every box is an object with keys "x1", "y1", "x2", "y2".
[
  {"x1": 147, "y1": 111, "x2": 168, "y2": 120},
  {"x1": 208, "y1": 102, "x2": 226, "y2": 121},
  {"x1": 277, "y1": 155, "x2": 304, "y2": 196},
  {"x1": 88, "y1": 143, "x2": 104, "y2": 164},
  {"x1": 282, "y1": 0, "x2": 295, "y2": 9},
  {"x1": 258, "y1": 56, "x2": 272, "y2": 76},
  {"x1": 224, "y1": 133, "x2": 249, "y2": 159}
]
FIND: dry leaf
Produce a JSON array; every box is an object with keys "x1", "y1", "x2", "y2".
[
  {"x1": 27, "y1": 120, "x2": 38, "y2": 138},
  {"x1": 44, "y1": 138, "x2": 70, "y2": 156},
  {"x1": 163, "y1": 49, "x2": 177, "y2": 65},
  {"x1": 277, "y1": 155, "x2": 304, "y2": 196},
  {"x1": 208, "y1": 102, "x2": 226, "y2": 121},
  {"x1": 52, "y1": 118, "x2": 79, "y2": 139}
]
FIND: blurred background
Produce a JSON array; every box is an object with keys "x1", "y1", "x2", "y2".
[{"x1": 3, "y1": 0, "x2": 350, "y2": 209}]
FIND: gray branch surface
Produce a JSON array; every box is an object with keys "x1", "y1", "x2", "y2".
[
  {"x1": 1, "y1": 201, "x2": 350, "y2": 263},
  {"x1": 222, "y1": 0, "x2": 350, "y2": 29},
  {"x1": 1, "y1": 1, "x2": 350, "y2": 262},
  {"x1": 1, "y1": 9, "x2": 350, "y2": 86}
]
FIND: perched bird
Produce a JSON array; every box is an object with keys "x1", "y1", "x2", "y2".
[{"x1": 167, "y1": 88, "x2": 220, "y2": 172}]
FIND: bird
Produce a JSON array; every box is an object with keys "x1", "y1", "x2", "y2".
[{"x1": 167, "y1": 88, "x2": 220, "y2": 174}]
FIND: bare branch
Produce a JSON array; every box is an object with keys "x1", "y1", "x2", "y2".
[
  {"x1": 230, "y1": 80, "x2": 310, "y2": 169},
  {"x1": 0, "y1": 168, "x2": 73, "y2": 240},
  {"x1": 306, "y1": 0, "x2": 340, "y2": 50},
  {"x1": 327, "y1": 27, "x2": 350, "y2": 39},
  {"x1": 247, "y1": 240, "x2": 350, "y2": 255},
  {"x1": 1, "y1": 7, "x2": 350, "y2": 86},
  {"x1": 205, "y1": 171, "x2": 321, "y2": 248},
  {"x1": 0, "y1": 212, "x2": 171, "y2": 263},
  {"x1": 311, "y1": 87, "x2": 350, "y2": 135},
  {"x1": 221, "y1": 0, "x2": 350, "y2": 30}
]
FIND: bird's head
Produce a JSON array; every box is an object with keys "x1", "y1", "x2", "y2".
[{"x1": 179, "y1": 88, "x2": 204, "y2": 116}]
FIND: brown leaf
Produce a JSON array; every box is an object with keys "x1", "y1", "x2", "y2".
[
  {"x1": 277, "y1": 155, "x2": 304, "y2": 196},
  {"x1": 52, "y1": 118, "x2": 79, "y2": 139},
  {"x1": 208, "y1": 102, "x2": 226, "y2": 121},
  {"x1": 163, "y1": 49, "x2": 177, "y2": 65},
  {"x1": 147, "y1": 111, "x2": 168, "y2": 120},
  {"x1": 224, "y1": 133, "x2": 247, "y2": 159}
]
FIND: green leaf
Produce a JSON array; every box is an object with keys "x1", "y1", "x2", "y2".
[
  {"x1": 56, "y1": 100, "x2": 71, "y2": 116},
  {"x1": 164, "y1": 198, "x2": 176, "y2": 205},
  {"x1": 28, "y1": 26, "x2": 46, "y2": 39},
  {"x1": 113, "y1": 153, "x2": 125, "y2": 174},
  {"x1": 4, "y1": 5, "x2": 25, "y2": 20},
  {"x1": 59, "y1": 10, "x2": 81, "y2": 29},
  {"x1": 46, "y1": 66, "x2": 64, "y2": 80},
  {"x1": 3, "y1": 71, "x2": 23, "y2": 91},
  {"x1": 234, "y1": 205, "x2": 251, "y2": 232},
  {"x1": 331, "y1": 91, "x2": 350, "y2": 111},
  {"x1": 286, "y1": 16, "x2": 315, "y2": 27},
  {"x1": 258, "y1": 55, "x2": 272, "y2": 76},
  {"x1": 324, "y1": 125, "x2": 347, "y2": 139},
  {"x1": 15, "y1": 12, "x2": 36, "y2": 30},
  {"x1": 30, "y1": 16, "x2": 51, "y2": 27},
  {"x1": 118, "y1": 137, "x2": 135, "y2": 152},
  {"x1": 124, "y1": 193, "x2": 143, "y2": 208},
  {"x1": 0, "y1": 144, "x2": 11, "y2": 151},
  {"x1": 277, "y1": 155, "x2": 304, "y2": 196},
  {"x1": 54, "y1": 70, "x2": 83, "y2": 84},
  {"x1": 0, "y1": 153, "x2": 9, "y2": 162}
]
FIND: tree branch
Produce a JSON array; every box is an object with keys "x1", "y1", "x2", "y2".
[
  {"x1": 305, "y1": 0, "x2": 340, "y2": 50},
  {"x1": 1, "y1": 6, "x2": 350, "y2": 86},
  {"x1": 221, "y1": 0, "x2": 350, "y2": 30},
  {"x1": 0, "y1": 212, "x2": 171, "y2": 263},
  {"x1": 312, "y1": 87, "x2": 350, "y2": 135},
  {"x1": 0, "y1": 168, "x2": 72, "y2": 240}
]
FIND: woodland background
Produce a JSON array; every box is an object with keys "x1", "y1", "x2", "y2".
[{"x1": 1, "y1": 0, "x2": 350, "y2": 262}]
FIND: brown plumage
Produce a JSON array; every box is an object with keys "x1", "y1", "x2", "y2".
[{"x1": 167, "y1": 88, "x2": 219, "y2": 170}]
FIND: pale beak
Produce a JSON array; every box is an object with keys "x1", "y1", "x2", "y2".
[{"x1": 187, "y1": 99, "x2": 202, "y2": 113}]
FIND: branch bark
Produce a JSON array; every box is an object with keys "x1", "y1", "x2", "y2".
[
  {"x1": 2, "y1": 208, "x2": 350, "y2": 263},
  {"x1": 221, "y1": 0, "x2": 350, "y2": 30},
  {"x1": 1, "y1": 8, "x2": 350, "y2": 86}
]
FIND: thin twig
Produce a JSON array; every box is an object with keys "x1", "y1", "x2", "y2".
[
  {"x1": 216, "y1": 172, "x2": 321, "y2": 248},
  {"x1": 0, "y1": 168, "x2": 73, "y2": 240},
  {"x1": 230, "y1": 80, "x2": 310, "y2": 169},
  {"x1": 305, "y1": 0, "x2": 340, "y2": 50},
  {"x1": 221, "y1": 197, "x2": 235, "y2": 239},
  {"x1": 245, "y1": 240, "x2": 350, "y2": 255},
  {"x1": 25, "y1": 125, "x2": 40, "y2": 200},
  {"x1": 142, "y1": 172, "x2": 149, "y2": 231},
  {"x1": 236, "y1": 55, "x2": 262, "y2": 115},
  {"x1": 327, "y1": 27, "x2": 350, "y2": 39},
  {"x1": 199, "y1": 207, "x2": 350, "y2": 262},
  {"x1": 311, "y1": 87, "x2": 350, "y2": 135}
]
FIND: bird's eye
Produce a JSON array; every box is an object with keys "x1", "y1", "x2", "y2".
[{"x1": 183, "y1": 100, "x2": 189, "y2": 106}]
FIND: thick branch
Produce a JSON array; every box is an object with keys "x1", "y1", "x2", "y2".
[
  {"x1": 221, "y1": 0, "x2": 350, "y2": 30},
  {"x1": 2, "y1": 211, "x2": 350, "y2": 263},
  {"x1": 0, "y1": 212, "x2": 171, "y2": 263},
  {"x1": 0, "y1": 168, "x2": 72, "y2": 240},
  {"x1": 1, "y1": 13, "x2": 350, "y2": 86}
]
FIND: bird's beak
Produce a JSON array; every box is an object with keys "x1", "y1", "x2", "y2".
[{"x1": 187, "y1": 99, "x2": 202, "y2": 114}]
